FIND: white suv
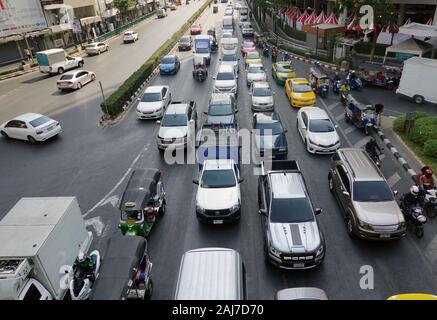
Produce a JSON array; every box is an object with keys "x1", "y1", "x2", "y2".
[
  {"x1": 123, "y1": 31, "x2": 139, "y2": 43},
  {"x1": 213, "y1": 63, "x2": 238, "y2": 97},
  {"x1": 194, "y1": 159, "x2": 243, "y2": 224},
  {"x1": 136, "y1": 85, "x2": 171, "y2": 119}
]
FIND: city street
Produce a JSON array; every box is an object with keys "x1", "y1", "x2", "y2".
[{"x1": 0, "y1": 0, "x2": 437, "y2": 300}]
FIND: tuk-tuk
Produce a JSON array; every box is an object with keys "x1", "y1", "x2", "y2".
[
  {"x1": 192, "y1": 55, "x2": 208, "y2": 81},
  {"x1": 344, "y1": 94, "x2": 377, "y2": 135},
  {"x1": 119, "y1": 168, "x2": 165, "y2": 238},
  {"x1": 90, "y1": 235, "x2": 153, "y2": 300},
  {"x1": 357, "y1": 63, "x2": 401, "y2": 90},
  {"x1": 309, "y1": 67, "x2": 330, "y2": 98},
  {"x1": 207, "y1": 28, "x2": 218, "y2": 52}
]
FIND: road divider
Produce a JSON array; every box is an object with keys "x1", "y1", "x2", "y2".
[{"x1": 100, "y1": 0, "x2": 212, "y2": 120}]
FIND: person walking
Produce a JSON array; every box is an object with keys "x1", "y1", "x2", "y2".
[{"x1": 375, "y1": 103, "x2": 384, "y2": 127}]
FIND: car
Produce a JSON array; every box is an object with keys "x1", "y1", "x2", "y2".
[
  {"x1": 285, "y1": 78, "x2": 317, "y2": 108},
  {"x1": 244, "y1": 51, "x2": 261, "y2": 67},
  {"x1": 272, "y1": 61, "x2": 297, "y2": 85},
  {"x1": 258, "y1": 160, "x2": 325, "y2": 269},
  {"x1": 240, "y1": 40, "x2": 256, "y2": 55},
  {"x1": 170, "y1": 4, "x2": 177, "y2": 10},
  {"x1": 136, "y1": 85, "x2": 171, "y2": 119},
  {"x1": 241, "y1": 25, "x2": 254, "y2": 38},
  {"x1": 84, "y1": 42, "x2": 109, "y2": 55},
  {"x1": 224, "y1": 8, "x2": 233, "y2": 16},
  {"x1": 220, "y1": 53, "x2": 239, "y2": 73},
  {"x1": 221, "y1": 32, "x2": 233, "y2": 39},
  {"x1": 204, "y1": 93, "x2": 238, "y2": 125},
  {"x1": 159, "y1": 54, "x2": 180, "y2": 75},
  {"x1": 190, "y1": 23, "x2": 202, "y2": 35},
  {"x1": 0, "y1": 113, "x2": 61, "y2": 144},
  {"x1": 328, "y1": 148, "x2": 406, "y2": 240},
  {"x1": 239, "y1": 15, "x2": 248, "y2": 26},
  {"x1": 297, "y1": 107, "x2": 340, "y2": 154},
  {"x1": 220, "y1": 37, "x2": 238, "y2": 56},
  {"x1": 387, "y1": 293, "x2": 437, "y2": 300},
  {"x1": 178, "y1": 35, "x2": 192, "y2": 51},
  {"x1": 193, "y1": 159, "x2": 243, "y2": 223},
  {"x1": 275, "y1": 288, "x2": 328, "y2": 300},
  {"x1": 156, "y1": 100, "x2": 197, "y2": 150},
  {"x1": 156, "y1": 8, "x2": 167, "y2": 18},
  {"x1": 56, "y1": 70, "x2": 96, "y2": 91},
  {"x1": 252, "y1": 112, "x2": 288, "y2": 159},
  {"x1": 213, "y1": 64, "x2": 238, "y2": 97},
  {"x1": 246, "y1": 63, "x2": 266, "y2": 87},
  {"x1": 123, "y1": 31, "x2": 138, "y2": 43},
  {"x1": 250, "y1": 81, "x2": 274, "y2": 111}
]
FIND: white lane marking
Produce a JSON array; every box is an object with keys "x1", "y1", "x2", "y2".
[
  {"x1": 425, "y1": 234, "x2": 437, "y2": 265},
  {"x1": 387, "y1": 172, "x2": 401, "y2": 188},
  {"x1": 84, "y1": 216, "x2": 105, "y2": 237},
  {"x1": 353, "y1": 136, "x2": 369, "y2": 148},
  {"x1": 102, "y1": 195, "x2": 119, "y2": 208},
  {"x1": 343, "y1": 125, "x2": 356, "y2": 135},
  {"x1": 326, "y1": 102, "x2": 341, "y2": 110},
  {"x1": 318, "y1": 98, "x2": 353, "y2": 146},
  {"x1": 379, "y1": 153, "x2": 385, "y2": 160},
  {"x1": 335, "y1": 113, "x2": 345, "y2": 122}
]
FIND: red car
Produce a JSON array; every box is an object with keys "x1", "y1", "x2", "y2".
[
  {"x1": 241, "y1": 40, "x2": 256, "y2": 56},
  {"x1": 190, "y1": 23, "x2": 202, "y2": 35}
]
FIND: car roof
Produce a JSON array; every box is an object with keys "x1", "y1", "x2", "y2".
[
  {"x1": 291, "y1": 78, "x2": 309, "y2": 84},
  {"x1": 300, "y1": 107, "x2": 329, "y2": 120},
  {"x1": 62, "y1": 70, "x2": 88, "y2": 76},
  {"x1": 166, "y1": 103, "x2": 189, "y2": 114},
  {"x1": 218, "y1": 64, "x2": 234, "y2": 72},
  {"x1": 270, "y1": 172, "x2": 306, "y2": 198},
  {"x1": 255, "y1": 112, "x2": 280, "y2": 123},
  {"x1": 253, "y1": 81, "x2": 270, "y2": 88},
  {"x1": 210, "y1": 93, "x2": 232, "y2": 103},
  {"x1": 203, "y1": 159, "x2": 235, "y2": 170},
  {"x1": 13, "y1": 113, "x2": 45, "y2": 122},
  {"x1": 337, "y1": 148, "x2": 385, "y2": 182},
  {"x1": 248, "y1": 63, "x2": 263, "y2": 68},
  {"x1": 145, "y1": 85, "x2": 166, "y2": 93}
]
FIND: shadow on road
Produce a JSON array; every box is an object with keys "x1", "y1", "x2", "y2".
[{"x1": 21, "y1": 74, "x2": 50, "y2": 84}]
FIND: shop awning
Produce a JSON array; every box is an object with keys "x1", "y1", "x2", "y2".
[{"x1": 383, "y1": 37, "x2": 434, "y2": 63}]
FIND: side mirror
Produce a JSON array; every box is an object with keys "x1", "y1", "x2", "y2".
[
  {"x1": 192, "y1": 179, "x2": 199, "y2": 184},
  {"x1": 203, "y1": 111, "x2": 208, "y2": 114},
  {"x1": 393, "y1": 190, "x2": 399, "y2": 196},
  {"x1": 212, "y1": 76, "x2": 216, "y2": 80},
  {"x1": 315, "y1": 208, "x2": 323, "y2": 215},
  {"x1": 238, "y1": 177, "x2": 244, "y2": 183},
  {"x1": 258, "y1": 208, "x2": 268, "y2": 216},
  {"x1": 137, "y1": 98, "x2": 141, "y2": 101},
  {"x1": 342, "y1": 191, "x2": 350, "y2": 196},
  {"x1": 235, "y1": 109, "x2": 239, "y2": 113},
  {"x1": 236, "y1": 75, "x2": 239, "y2": 79},
  {"x1": 284, "y1": 129, "x2": 288, "y2": 133},
  {"x1": 301, "y1": 125, "x2": 306, "y2": 130},
  {"x1": 156, "y1": 120, "x2": 161, "y2": 124}
]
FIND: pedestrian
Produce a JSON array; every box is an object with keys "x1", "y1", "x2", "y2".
[
  {"x1": 24, "y1": 48, "x2": 31, "y2": 61},
  {"x1": 375, "y1": 103, "x2": 384, "y2": 127}
]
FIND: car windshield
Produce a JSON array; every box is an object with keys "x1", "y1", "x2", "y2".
[
  {"x1": 201, "y1": 169, "x2": 236, "y2": 188},
  {"x1": 308, "y1": 119, "x2": 335, "y2": 133},
  {"x1": 256, "y1": 122, "x2": 283, "y2": 135},
  {"x1": 248, "y1": 66, "x2": 264, "y2": 73},
  {"x1": 30, "y1": 116, "x2": 52, "y2": 127},
  {"x1": 60, "y1": 74, "x2": 74, "y2": 80},
  {"x1": 353, "y1": 181, "x2": 395, "y2": 202},
  {"x1": 86, "y1": 44, "x2": 97, "y2": 48},
  {"x1": 209, "y1": 103, "x2": 233, "y2": 116},
  {"x1": 192, "y1": 24, "x2": 200, "y2": 29},
  {"x1": 277, "y1": 65, "x2": 293, "y2": 72},
  {"x1": 161, "y1": 114, "x2": 187, "y2": 127},
  {"x1": 246, "y1": 52, "x2": 259, "y2": 59},
  {"x1": 253, "y1": 87, "x2": 272, "y2": 97},
  {"x1": 216, "y1": 72, "x2": 234, "y2": 81},
  {"x1": 161, "y1": 57, "x2": 175, "y2": 64},
  {"x1": 141, "y1": 92, "x2": 161, "y2": 102},
  {"x1": 293, "y1": 84, "x2": 312, "y2": 93},
  {"x1": 243, "y1": 42, "x2": 254, "y2": 48},
  {"x1": 270, "y1": 198, "x2": 315, "y2": 223},
  {"x1": 180, "y1": 37, "x2": 190, "y2": 43},
  {"x1": 121, "y1": 210, "x2": 142, "y2": 221},
  {"x1": 222, "y1": 34, "x2": 233, "y2": 38},
  {"x1": 222, "y1": 55, "x2": 237, "y2": 62}
]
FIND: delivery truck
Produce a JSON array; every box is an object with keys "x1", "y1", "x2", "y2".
[
  {"x1": 396, "y1": 57, "x2": 437, "y2": 104},
  {"x1": 0, "y1": 197, "x2": 93, "y2": 300}
]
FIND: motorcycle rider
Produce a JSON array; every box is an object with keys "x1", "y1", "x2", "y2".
[
  {"x1": 415, "y1": 166, "x2": 430, "y2": 186},
  {"x1": 402, "y1": 186, "x2": 423, "y2": 220},
  {"x1": 271, "y1": 47, "x2": 278, "y2": 62},
  {"x1": 419, "y1": 168, "x2": 435, "y2": 191},
  {"x1": 333, "y1": 72, "x2": 341, "y2": 83},
  {"x1": 74, "y1": 252, "x2": 96, "y2": 275},
  {"x1": 283, "y1": 51, "x2": 289, "y2": 62},
  {"x1": 339, "y1": 81, "x2": 350, "y2": 103},
  {"x1": 365, "y1": 137, "x2": 382, "y2": 160}
]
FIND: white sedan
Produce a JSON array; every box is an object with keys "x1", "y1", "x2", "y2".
[
  {"x1": 246, "y1": 63, "x2": 266, "y2": 87},
  {"x1": 57, "y1": 70, "x2": 96, "y2": 91},
  {"x1": 297, "y1": 107, "x2": 341, "y2": 154},
  {"x1": 123, "y1": 31, "x2": 139, "y2": 43},
  {"x1": 136, "y1": 85, "x2": 171, "y2": 119},
  {"x1": 85, "y1": 42, "x2": 109, "y2": 55},
  {"x1": 0, "y1": 113, "x2": 62, "y2": 144}
]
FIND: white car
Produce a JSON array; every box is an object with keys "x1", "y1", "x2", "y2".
[
  {"x1": 57, "y1": 70, "x2": 96, "y2": 91},
  {"x1": 224, "y1": 8, "x2": 233, "y2": 16},
  {"x1": 220, "y1": 53, "x2": 239, "y2": 73},
  {"x1": 246, "y1": 63, "x2": 266, "y2": 87},
  {"x1": 123, "y1": 31, "x2": 139, "y2": 43},
  {"x1": 136, "y1": 85, "x2": 171, "y2": 119},
  {"x1": 213, "y1": 63, "x2": 238, "y2": 97},
  {"x1": 250, "y1": 81, "x2": 274, "y2": 111},
  {"x1": 297, "y1": 107, "x2": 341, "y2": 154},
  {"x1": 0, "y1": 113, "x2": 61, "y2": 144},
  {"x1": 85, "y1": 42, "x2": 109, "y2": 55},
  {"x1": 194, "y1": 159, "x2": 243, "y2": 224}
]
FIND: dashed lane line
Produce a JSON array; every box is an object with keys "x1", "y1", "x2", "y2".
[{"x1": 318, "y1": 98, "x2": 353, "y2": 147}]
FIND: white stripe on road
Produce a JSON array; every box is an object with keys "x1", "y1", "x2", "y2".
[
  {"x1": 353, "y1": 137, "x2": 369, "y2": 149},
  {"x1": 343, "y1": 125, "x2": 356, "y2": 135},
  {"x1": 335, "y1": 113, "x2": 345, "y2": 122},
  {"x1": 387, "y1": 172, "x2": 401, "y2": 188},
  {"x1": 326, "y1": 102, "x2": 341, "y2": 110}
]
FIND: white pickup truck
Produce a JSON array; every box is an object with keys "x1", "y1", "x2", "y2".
[{"x1": 36, "y1": 49, "x2": 84, "y2": 75}]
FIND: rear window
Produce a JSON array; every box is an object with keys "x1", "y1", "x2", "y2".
[
  {"x1": 353, "y1": 181, "x2": 394, "y2": 202},
  {"x1": 216, "y1": 72, "x2": 235, "y2": 81},
  {"x1": 222, "y1": 55, "x2": 237, "y2": 62},
  {"x1": 271, "y1": 198, "x2": 315, "y2": 223},
  {"x1": 60, "y1": 74, "x2": 74, "y2": 80},
  {"x1": 30, "y1": 116, "x2": 51, "y2": 128}
]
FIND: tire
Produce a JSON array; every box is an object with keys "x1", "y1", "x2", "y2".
[
  {"x1": 78, "y1": 61, "x2": 84, "y2": 67},
  {"x1": 160, "y1": 200, "x2": 166, "y2": 216},
  {"x1": 328, "y1": 173, "x2": 334, "y2": 193},
  {"x1": 346, "y1": 214, "x2": 356, "y2": 238},
  {"x1": 28, "y1": 136, "x2": 37, "y2": 144},
  {"x1": 414, "y1": 225, "x2": 424, "y2": 239},
  {"x1": 91, "y1": 74, "x2": 96, "y2": 81},
  {"x1": 263, "y1": 241, "x2": 270, "y2": 264},
  {"x1": 345, "y1": 113, "x2": 350, "y2": 123},
  {"x1": 58, "y1": 67, "x2": 64, "y2": 74},
  {"x1": 76, "y1": 82, "x2": 82, "y2": 90},
  {"x1": 1, "y1": 131, "x2": 8, "y2": 139},
  {"x1": 414, "y1": 95, "x2": 424, "y2": 104},
  {"x1": 145, "y1": 278, "x2": 153, "y2": 299}
]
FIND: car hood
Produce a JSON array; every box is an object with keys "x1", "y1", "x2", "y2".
[
  {"x1": 247, "y1": 73, "x2": 266, "y2": 81},
  {"x1": 277, "y1": 72, "x2": 295, "y2": 79},
  {"x1": 307, "y1": 131, "x2": 339, "y2": 146},
  {"x1": 137, "y1": 101, "x2": 163, "y2": 112},
  {"x1": 158, "y1": 126, "x2": 188, "y2": 139},
  {"x1": 197, "y1": 186, "x2": 239, "y2": 209},
  {"x1": 252, "y1": 96, "x2": 274, "y2": 105},
  {"x1": 292, "y1": 92, "x2": 315, "y2": 100},
  {"x1": 353, "y1": 201, "x2": 405, "y2": 225},
  {"x1": 270, "y1": 221, "x2": 321, "y2": 253},
  {"x1": 215, "y1": 80, "x2": 235, "y2": 88},
  {"x1": 255, "y1": 133, "x2": 287, "y2": 150},
  {"x1": 206, "y1": 114, "x2": 235, "y2": 125}
]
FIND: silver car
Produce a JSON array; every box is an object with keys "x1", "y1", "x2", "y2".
[
  {"x1": 250, "y1": 81, "x2": 274, "y2": 111},
  {"x1": 85, "y1": 42, "x2": 109, "y2": 55},
  {"x1": 57, "y1": 70, "x2": 96, "y2": 91}
]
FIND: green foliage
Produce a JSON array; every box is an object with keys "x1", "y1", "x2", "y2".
[
  {"x1": 408, "y1": 116, "x2": 437, "y2": 146},
  {"x1": 424, "y1": 140, "x2": 437, "y2": 158},
  {"x1": 281, "y1": 24, "x2": 307, "y2": 42},
  {"x1": 113, "y1": 0, "x2": 136, "y2": 13},
  {"x1": 393, "y1": 112, "x2": 429, "y2": 133}
]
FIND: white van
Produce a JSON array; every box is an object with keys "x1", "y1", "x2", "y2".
[
  {"x1": 174, "y1": 248, "x2": 246, "y2": 300},
  {"x1": 221, "y1": 37, "x2": 238, "y2": 56},
  {"x1": 36, "y1": 49, "x2": 84, "y2": 75}
]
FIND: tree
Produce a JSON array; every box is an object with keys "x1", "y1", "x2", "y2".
[
  {"x1": 114, "y1": 0, "x2": 136, "y2": 17},
  {"x1": 338, "y1": 0, "x2": 395, "y2": 61}
]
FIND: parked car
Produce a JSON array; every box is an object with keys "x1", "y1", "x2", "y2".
[
  {"x1": 190, "y1": 23, "x2": 202, "y2": 35},
  {"x1": 178, "y1": 35, "x2": 192, "y2": 51},
  {"x1": 240, "y1": 40, "x2": 256, "y2": 56},
  {"x1": 250, "y1": 81, "x2": 274, "y2": 112},
  {"x1": 328, "y1": 148, "x2": 406, "y2": 240},
  {"x1": 213, "y1": 63, "x2": 238, "y2": 97},
  {"x1": 123, "y1": 31, "x2": 139, "y2": 43},
  {"x1": 258, "y1": 160, "x2": 325, "y2": 269},
  {"x1": 275, "y1": 288, "x2": 328, "y2": 300},
  {"x1": 84, "y1": 42, "x2": 109, "y2": 55},
  {"x1": 159, "y1": 54, "x2": 180, "y2": 75},
  {"x1": 297, "y1": 107, "x2": 340, "y2": 154},
  {"x1": 252, "y1": 112, "x2": 288, "y2": 159},
  {"x1": 205, "y1": 93, "x2": 238, "y2": 125},
  {"x1": 57, "y1": 70, "x2": 96, "y2": 91},
  {"x1": 272, "y1": 61, "x2": 297, "y2": 85},
  {"x1": 0, "y1": 113, "x2": 61, "y2": 144},
  {"x1": 220, "y1": 53, "x2": 239, "y2": 73},
  {"x1": 246, "y1": 63, "x2": 266, "y2": 87},
  {"x1": 136, "y1": 85, "x2": 171, "y2": 119},
  {"x1": 285, "y1": 78, "x2": 316, "y2": 108}
]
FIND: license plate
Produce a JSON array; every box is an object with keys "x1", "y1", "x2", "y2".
[
  {"x1": 293, "y1": 263, "x2": 305, "y2": 268},
  {"x1": 380, "y1": 234, "x2": 390, "y2": 239},
  {"x1": 213, "y1": 220, "x2": 223, "y2": 224}
]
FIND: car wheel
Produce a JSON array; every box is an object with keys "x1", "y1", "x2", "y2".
[
  {"x1": 346, "y1": 215, "x2": 356, "y2": 238},
  {"x1": 344, "y1": 113, "x2": 350, "y2": 123},
  {"x1": 160, "y1": 200, "x2": 166, "y2": 216},
  {"x1": 413, "y1": 95, "x2": 424, "y2": 104},
  {"x1": 98, "y1": 50, "x2": 101, "y2": 55},
  {"x1": 328, "y1": 173, "x2": 334, "y2": 193},
  {"x1": 1, "y1": 131, "x2": 9, "y2": 139},
  {"x1": 58, "y1": 67, "x2": 64, "y2": 74},
  {"x1": 144, "y1": 278, "x2": 154, "y2": 299},
  {"x1": 91, "y1": 74, "x2": 96, "y2": 81},
  {"x1": 28, "y1": 136, "x2": 37, "y2": 144},
  {"x1": 106, "y1": 46, "x2": 109, "y2": 51},
  {"x1": 76, "y1": 82, "x2": 82, "y2": 89},
  {"x1": 78, "y1": 61, "x2": 84, "y2": 67}
]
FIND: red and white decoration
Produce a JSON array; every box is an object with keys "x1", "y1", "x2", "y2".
[
  {"x1": 314, "y1": 11, "x2": 327, "y2": 24},
  {"x1": 325, "y1": 13, "x2": 339, "y2": 25}
]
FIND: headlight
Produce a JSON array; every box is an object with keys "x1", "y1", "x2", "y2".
[
  {"x1": 269, "y1": 246, "x2": 281, "y2": 257},
  {"x1": 230, "y1": 202, "x2": 240, "y2": 213},
  {"x1": 398, "y1": 221, "x2": 406, "y2": 230},
  {"x1": 315, "y1": 245, "x2": 324, "y2": 257},
  {"x1": 196, "y1": 205, "x2": 205, "y2": 213},
  {"x1": 359, "y1": 220, "x2": 373, "y2": 231}
]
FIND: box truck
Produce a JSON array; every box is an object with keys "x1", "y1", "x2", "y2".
[
  {"x1": 36, "y1": 48, "x2": 84, "y2": 75},
  {"x1": 396, "y1": 57, "x2": 437, "y2": 104},
  {"x1": 0, "y1": 197, "x2": 93, "y2": 300}
]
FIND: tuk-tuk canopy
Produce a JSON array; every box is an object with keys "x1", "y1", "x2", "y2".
[
  {"x1": 119, "y1": 169, "x2": 160, "y2": 211},
  {"x1": 193, "y1": 55, "x2": 206, "y2": 66},
  {"x1": 90, "y1": 235, "x2": 147, "y2": 300},
  {"x1": 309, "y1": 67, "x2": 328, "y2": 80},
  {"x1": 346, "y1": 94, "x2": 374, "y2": 111}
]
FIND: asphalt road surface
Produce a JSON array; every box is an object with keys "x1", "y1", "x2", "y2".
[{"x1": 0, "y1": 1, "x2": 436, "y2": 300}]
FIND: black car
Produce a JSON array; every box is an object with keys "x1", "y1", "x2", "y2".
[
  {"x1": 204, "y1": 93, "x2": 238, "y2": 126},
  {"x1": 253, "y1": 112, "x2": 288, "y2": 158},
  {"x1": 178, "y1": 36, "x2": 192, "y2": 51}
]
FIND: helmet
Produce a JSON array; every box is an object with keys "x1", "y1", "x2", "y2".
[
  {"x1": 410, "y1": 185, "x2": 419, "y2": 196},
  {"x1": 369, "y1": 137, "x2": 375, "y2": 143},
  {"x1": 425, "y1": 169, "x2": 433, "y2": 177},
  {"x1": 78, "y1": 252, "x2": 87, "y2": 263}
]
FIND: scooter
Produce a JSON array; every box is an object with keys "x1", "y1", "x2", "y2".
[
  {"x1": 400, "y1": 200, "x2": 427, "y2": 239},
  {"x1": 69, "y1": 250, "x2": 101, "y2": 300},
  {"x1": 347, "y1": 77, "x2": 363, "y2": 90},
  {"x1": 333, "y1": 80, "x2": 341, "y2": 95},
  {"x1": 366, "y1": 148, "x2": 383, "y2": 168},
  {"x1": 263, "y1": 46, "x2": 269, "y2": 58},
  {"x1": 423, "y1": 188, "x2": 437, "y2": 219},
  {"x1": 340, "y1": 89, "x2": 349, "y2": 105}
]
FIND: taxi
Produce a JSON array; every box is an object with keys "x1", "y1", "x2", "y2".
[
  {"x1": 244, "y1": 51, "x2": 262, "y2": 67},
  {"x1": 272, "y1": 61, "x2": 297, "y2": 85},
  {"x1": 387, "y1": 293, "x2": 437, "y2": 300},
  {"x1": 285, "y1": 78, "x2": 316, "y2": 108}
]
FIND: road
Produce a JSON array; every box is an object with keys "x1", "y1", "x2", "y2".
[{"x1": 0, "y1": 0, "x2": 436, "y2": 300}]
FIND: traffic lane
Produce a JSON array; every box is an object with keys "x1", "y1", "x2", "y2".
[{"x1": 0, "y1": 1, "x2": 207, "y2": 123}]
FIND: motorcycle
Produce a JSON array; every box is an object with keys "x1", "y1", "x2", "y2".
[
  {"x1": 333, "y1": 80, "x2": 341, "y2": 95},
  {"x1": 366, "y1": 148, "x2": 383, "y2": 167},
  {"x1": 263, "y1": 46, "x2": 269, "y2": 58},
  {"x1": 347, "y1": 76, "x2": 363, "y2": 90},
  {"x1": 340, "y1": 89, "x2": 350, "y2": 105},
  {"x1": 400, "y1": 200, "x2": 427, "y2": 239},
  {"x1": 423, "y1": 188, "x2": 437, "y2": 219},
  {"x1": 69, "y1": 250, "x2": 101, "y2": 300}
]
